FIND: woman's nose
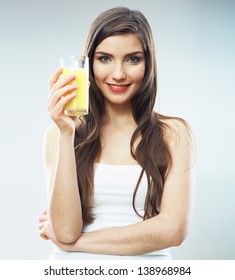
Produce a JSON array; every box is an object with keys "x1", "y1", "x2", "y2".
[{"x1": 111, "y1": 63, "x2": 126, "y2": 81}]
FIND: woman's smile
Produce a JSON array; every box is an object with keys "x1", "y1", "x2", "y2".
[{"x1": 107, "y1": 83, "x2": 131, "y2": 93}]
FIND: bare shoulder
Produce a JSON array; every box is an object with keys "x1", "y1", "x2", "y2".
[
  {"x1": 160, "y1": 117, "x2": 193, "y2": 146},
  {"x1": 160, "y1": 117, "x2": 196, "y2": 169},
  {"x1": 43, "y1": 124, "x2": 59, "y2": 142}
]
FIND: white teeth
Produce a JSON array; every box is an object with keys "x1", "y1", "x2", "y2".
[{"x1": 110, "y1": 84, "x2": 127, "y2": 88}]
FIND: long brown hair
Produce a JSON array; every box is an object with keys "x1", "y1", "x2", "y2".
[{"x1": 74, "y1": 7, "x2": 178, "y2": 223}]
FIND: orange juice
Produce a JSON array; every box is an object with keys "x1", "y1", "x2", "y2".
[{"x1": 62, "y1": 68, "x2": 89, "y2": 116}]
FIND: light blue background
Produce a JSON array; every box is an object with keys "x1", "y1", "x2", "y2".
[{"x1": 0, "y1": 0, "x2": 234, "y2": 259}]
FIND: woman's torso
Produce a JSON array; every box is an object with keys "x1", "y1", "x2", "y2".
[{"x1": 50, "y1": 163, "x2": 171, "y2": 259}]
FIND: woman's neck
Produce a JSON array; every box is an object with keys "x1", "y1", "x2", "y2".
[{"x1": 102, "y1": 101, "x2": 136, "y2": 128}]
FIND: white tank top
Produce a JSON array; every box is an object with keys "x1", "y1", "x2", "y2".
[{"x1": 50, "y1": 163, "x2": 171, "y2": 260}]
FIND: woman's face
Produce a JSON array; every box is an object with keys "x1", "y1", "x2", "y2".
[{"x1": 93, "y1": 33, "x2": 145, "y2": 106}]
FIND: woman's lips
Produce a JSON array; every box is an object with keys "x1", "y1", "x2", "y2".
[{"x1": 107, "y1": 83, "x2": 130, "y2": 93}]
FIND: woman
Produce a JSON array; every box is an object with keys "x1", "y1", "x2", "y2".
[{"x1": 39, "y1": 7, "x2": 195, "y2": 260}]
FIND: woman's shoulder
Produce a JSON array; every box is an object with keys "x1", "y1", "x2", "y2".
[
  {"x1": 158, "y1": 115, "x2": 195, "y2": 155},
  {"x1": 159, "y1": 114, "x2": 191, "y2": 137},
  {"x1": 44, "y1": 124, "x2": 59, "y2": 139}
]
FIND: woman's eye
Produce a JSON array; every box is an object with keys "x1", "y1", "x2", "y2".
[
  {"x1": 98, "y1": 56, "x2": 111, "y2": 62},
  {"x1": 127, "y1": 56, "x2": 140, "y2": 63}
]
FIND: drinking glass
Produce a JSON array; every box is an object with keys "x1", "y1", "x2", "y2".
[{"x1": 60, "y1": 55, "x2": 89, "y2": 116}]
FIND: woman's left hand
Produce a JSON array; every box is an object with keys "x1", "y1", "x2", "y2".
[
  {"x1": 38, "y1": 209, "x2": 50, "y2": 240},
  {"x1": 38, "y1": 209, "x2": 68, "y2": 249}
]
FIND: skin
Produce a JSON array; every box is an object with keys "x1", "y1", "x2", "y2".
[{"x1": 39, "y1": 34, "x2": 195, "y2": 255}]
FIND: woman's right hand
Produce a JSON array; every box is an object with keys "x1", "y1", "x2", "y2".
[{"x1": 47, "y1": 68, "x2": 78, "y2": 136}]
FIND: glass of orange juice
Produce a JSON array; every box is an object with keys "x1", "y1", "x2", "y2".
[{"x1": 60, "y1": 55, "x2": 89, "y2": 116}]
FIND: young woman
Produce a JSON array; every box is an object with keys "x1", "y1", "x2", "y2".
[{"x1": 39, "y1": 7, "x2": 195, "y2": 260}]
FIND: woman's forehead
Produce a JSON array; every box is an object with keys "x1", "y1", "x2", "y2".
[{"x1": 95, "y1": 34, "x2": 144, "y2": 54}]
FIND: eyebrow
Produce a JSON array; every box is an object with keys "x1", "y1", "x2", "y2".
[{"x1": 95, "y1": 51, "x2": 144, "y2": 57}]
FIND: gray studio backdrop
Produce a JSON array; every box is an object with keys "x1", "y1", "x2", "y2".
[{"x1": 0, "y1": 0, "x2": 234, "y2": 259}]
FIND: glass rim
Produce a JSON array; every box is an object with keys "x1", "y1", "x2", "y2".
[{"x1": 60, "y1": 55, "x2": 88, "y2": 60}]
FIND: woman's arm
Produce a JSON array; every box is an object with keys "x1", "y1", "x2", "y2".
[
  {"x1": 43, "y1": 69, "x2": 83, "y2": 243},
  {"x1": 46, "y1": 119, "x2": 195, "y2": 255},
  {"x1": 43, "y1": 126, "x2": 82, "y2": 243}
]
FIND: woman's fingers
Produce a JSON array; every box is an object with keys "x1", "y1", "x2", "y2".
[
  {"x1": 40, "y1": 230, "x2": 49, "y2": 240},
  {"x1": 39, "y1": 209, "x2": 48, "y2": 223},
  {"x1": 38, "y1": 221, "x2": 47, "y2": 231},
  {"x1": 39, "y1": 214, "x2": 48, "y2": 223},
  {"x1": 39, "y1": 222, "x2": 56, "y2": 241},
  {"x1": 49, "y1": 68, "x2": 63, "y2": 90},
  {"x1": 38, "y1": 210, "x2": 50, "y2": 240},
  {"x1": 50, "y1": 73, "x2": 76, "y2": 96},
  {"x1": 40, "y1": 234, "x2": 49, "y2": 240},
  {"x1": 41, "y1": 209, "x2": 47, "y2": 215},
  {"x1": 47, "y1": 84, "x2": 77, "y2": 111},
  {"x1": 39, "y1": 225, "x2": 49, "y2": 240},
  {"x1": 38, "y1": 220, "x2": 50, "y2": 240},
  {"x1": 48, "y1": 91, "x2": 77, "y2": 120}
]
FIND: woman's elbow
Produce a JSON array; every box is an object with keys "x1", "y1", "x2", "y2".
[
  {"x1": 170, "y1": 224, "x2": 188, "y2": 247},
  {"x1": 52, "y1": 222, "x2": 83, "y2": 244},
  {"x1": 55, "y1": 230, "x2": 81, "y2": 244}
]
